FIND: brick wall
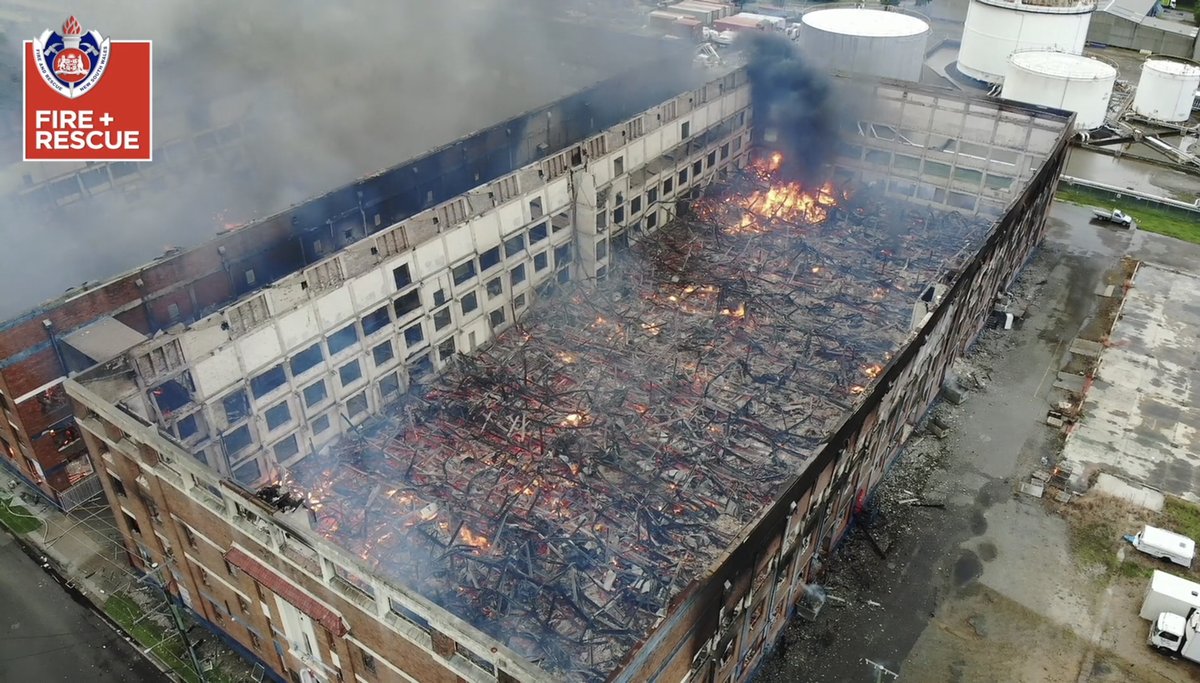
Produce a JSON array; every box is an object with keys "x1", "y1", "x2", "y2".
[{"x1": 82, "y1": 413, "x2": 473, "y2": 683}]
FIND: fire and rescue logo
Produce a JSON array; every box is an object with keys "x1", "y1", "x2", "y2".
[
  {"x1": 23, "y1": 13, "x2": 152, "y2": 161},
  {"x1": 32, "y1": 16, "x2": 111, "y2": 99}
]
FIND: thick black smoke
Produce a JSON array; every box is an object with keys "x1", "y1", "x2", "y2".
[{"x1": 743, "y1": 33, "x2": 838, "y2": 184}]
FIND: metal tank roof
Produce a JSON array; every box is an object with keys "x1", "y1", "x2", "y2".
[
  {"x1": 1009, "y1": 50, "x2": 1116, "y2": 79},
  {"x1": 801, "y1": 8, "x2": 929, "y2": 37},
  {"x1": 1144, "y1": 58, "x2": 1200, "y2": 78},
  {"x1": 976, "y1": 0, "x2": 1095, "y2": 13}
]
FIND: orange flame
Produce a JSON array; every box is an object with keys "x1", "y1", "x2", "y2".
[
  {"x1": 560, "y1": 412, "x2": 589, "y2": 427},
  {"x1": 458, "y1": 527, "x2": 490, "y2": 549},
  {"x1": 720, "y1": 303, "x2": 746, "y2": 319},
  {"x1": 725, "y1": 180, "x2": 838, "y2": 235},
  {"x1": 864, "y1": 364, "x2": 883, "y2": 379},
  {"x1": 849, "y1": 385, "x2": 867, "y2": 395}
]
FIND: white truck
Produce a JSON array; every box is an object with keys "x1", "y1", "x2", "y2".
[
  {"x1": 1149, "y1": 608, "x2": 1200, "y2": 663},
  {"x1": 1132, "y1": 525, "x2": 1195, "y2": 568},
  {"x1": 1091, "y1": 208, "x2": 1134, "y2": 228},
  {"x1": 1140, "y1": 570, "x2": 1200, "y2": 621}
]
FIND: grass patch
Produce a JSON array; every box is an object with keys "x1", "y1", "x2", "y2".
[
  {"x1": 104, "y1": 593, "x2": 243, "y2": 683},
  {"x1": 104, "y1": 593, "x2": 205, "y2": 683},
  {"x1": 1063, "y1": 493, "x2": 1158, "y2": 579},
  {"x1": 1056, "y1": 185, "x2": 1200, "y2": 245},
  {"x1": 1063, "y1": 493, "x2": 1200, "y2": 581},
  {"x1": 1116, "y1": 559, "x2": 1154, "y2": 580},
  {"x1": 1163, "y1": 498, "x2": 1200, "y2": 546},
  {"x1": 0, "y1": 496, "x2": 42, "y2": 534},
  {"x1": 1071, "y1": 515, "x2": 1122, "y2": 573},
  {"x1": 105, "y1": 593, "x2": 169, "y2": 649}
]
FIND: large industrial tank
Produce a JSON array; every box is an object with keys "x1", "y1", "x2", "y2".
[
  {"x1": 799, "y1": 7, "x2": 930, "y2": 82},
  {"x1": 1132, "y1": 58, "x2": 1200, "y2": 122},
  {"x1": 1001, "y1": 51, "x2": 1116, "y2": 130},
  {"x1": 959, "y1": 0, "x2": 1095, "y2": 85}
]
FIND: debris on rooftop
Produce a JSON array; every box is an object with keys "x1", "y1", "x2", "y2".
[{"x1": 285, "y1": 159, "x2": 997, "y2": 680}]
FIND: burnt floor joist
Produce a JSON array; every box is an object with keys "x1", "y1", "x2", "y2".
[{"x1": 285, "y1": 165, "x2": 995, "y2": 681}]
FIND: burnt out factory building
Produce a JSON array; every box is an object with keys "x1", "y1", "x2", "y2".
[{"x1": 64, "y1": 67, "x2": 1072, "y2": 683}]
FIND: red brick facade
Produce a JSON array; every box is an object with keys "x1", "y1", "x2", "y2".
[{"x1": 80, "y1": 411, "x2": 487, "y2": 683}]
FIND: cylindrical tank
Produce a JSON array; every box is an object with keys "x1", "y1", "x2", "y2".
[
  {"x1": 800, "y1": 8, "x2": 930, "y2": 82},
  {"x1": 1001, "y1": 51, "x2": 1116, "y2": 130},
  {"x1": 959, "y1": 0, "x2": 1095, "y2": 85},
  {"x1": 1132, "y1": 58, "x2": 1200, "y2": 122}
]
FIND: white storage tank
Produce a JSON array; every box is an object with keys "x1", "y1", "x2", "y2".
[
  {"x1": 799, "y1": 8, "x2": 930, "y2": 83},
  {"x1": 959, "y1": 0, "x2": 1095, "y2": 85},
  {"x1": 1133, "y1": 58, "x2": 1200, "y2": 122},
  {"x1": 1001, "y1": 51, "x2": 1116, "y2": 130}
]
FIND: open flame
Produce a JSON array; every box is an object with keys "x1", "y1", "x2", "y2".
[
  {"x1": 719, "y1": 303, "x2": 746, "y2": 319},
  {"x1": 864, "y1": 364, "x2": 883, "y2": 379},
  {"x1": 767, "y1": 151, "x2": 784, "y2": 174},
  {"x1": 560, "y1": 412, "x2": 589, "y2": 428},
  {"x1": 724, "y1": 180, "x2": 838, "y2": 236},
  {"x1": 849, "y1": 385, "x2": 867, "y2": 395},
  {"x1": 213, "y1": 208, "x2": 242, "y2": 231},
  {"x1": 458, "y1": 527, "x2": 490, "y2": 549}
]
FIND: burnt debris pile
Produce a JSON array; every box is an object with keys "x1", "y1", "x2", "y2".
[{"x1": 286, "y1": 166, "x2": 993, "y2": 681}]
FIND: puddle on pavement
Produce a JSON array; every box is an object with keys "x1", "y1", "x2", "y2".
[
  {"x1": 970, "y1": 510, "x2": 988, "y2": 535},
  {"x1": 1045, "y1": 213, "x2": 1128, "y2": 256},
  {"x1": 954, "y1": 550, "x2": 983, "y2": 586},
  {"x1": 977, "y1": 541, "x2": 997, "y2": 562}
]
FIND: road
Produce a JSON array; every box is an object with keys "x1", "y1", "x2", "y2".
[{"x1": 0, "y1": 532, "x2": 165, "y2": 682}]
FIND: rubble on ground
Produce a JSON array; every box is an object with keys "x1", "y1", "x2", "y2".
[{"x1": 757, "y1": 258, "x2": 1053, "y2": 681}]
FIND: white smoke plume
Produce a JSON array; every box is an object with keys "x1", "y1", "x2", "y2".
[{"x1": 0, "y1": 0, "x2": 684, "y2": 319}]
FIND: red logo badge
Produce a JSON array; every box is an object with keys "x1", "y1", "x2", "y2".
[{"x1": 24, "y1": 16, "x2": 152, "y2": 162}]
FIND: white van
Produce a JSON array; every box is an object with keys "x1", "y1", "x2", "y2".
[{"x1": 1134, "y1": 525, "x2": 1196, "y2": 568}]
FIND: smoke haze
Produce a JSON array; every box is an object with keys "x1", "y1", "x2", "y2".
[
  {"x1": 744, "y1": 33, "x2": 838, "y2": 184},
  {"x1": 0, "y1": 0, "x2": 681, "y2": 319}
]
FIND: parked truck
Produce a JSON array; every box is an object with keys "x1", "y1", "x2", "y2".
[
  {"x1": 1091, "y1": 208, "x2": 1134, "y2": 227},
  {"x1": 1140, "y1": 570, "x2": 1200, "y2": 621},
  {"x1": 1132, "y1": 525, "x2": 1195, "y2": 568},
  {"x1": 1149, "y1": 608, "x2": 1200, "y2": 663}
]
